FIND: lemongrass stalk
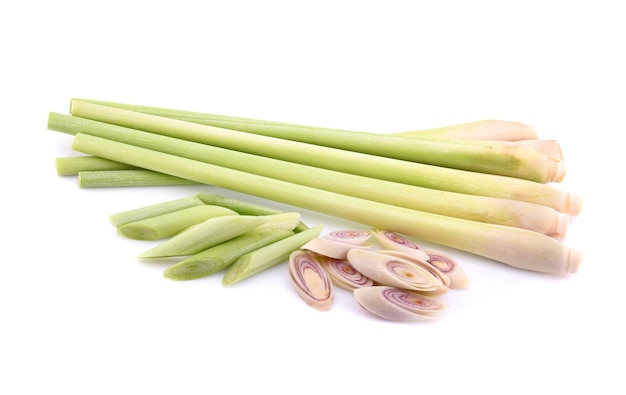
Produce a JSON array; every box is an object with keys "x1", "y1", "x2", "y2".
[
  {"x1": 163, "y1": 229, "x2": 294, "y2": 280},
  {"x1": 223, "y1": 226, "x2": 323, "y2": 286},
  {"x1": 48, "y1": 113, "x2": 578, "y2": 230},
  {"x1": 117, "y1": 205, "x2": 238, "y2": 240},
  {"x1": 254, "y1": 212, "x2": 302, "y2": 231},
  {"x1": 74, "y1": 98, "x2": 537, "y2": 142},
  {"x1": 138, "y1": 214, "x2": 271, "y2": 258},
  {"x1": 71, "y1": 133, "x2": 583, "y2": 275},
  {"x1": 68, "y1": 100, "x2": 563, "y2": 183},
  {"x1": 195, "y1": 192, "x2": 309, "y2": 232},
  {"x1": 108, "y1": 195, "x2": 206, "y2": 227},
  {"x1": 391, "y1": 120, "x2": 538, "y2": 141},
  {"x1": 78, "y1": 169, "x2": 199, "y2": 188},
  {"x1": 56, "y1": 155, "x2": 138, "y2": 176}
]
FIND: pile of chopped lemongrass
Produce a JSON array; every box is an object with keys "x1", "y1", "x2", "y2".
[{"x1": 49, "y1": 98, "x2": 585, "y2": 320}]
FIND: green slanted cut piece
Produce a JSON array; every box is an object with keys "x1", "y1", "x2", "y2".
[
  {"x1": 222, "y1": 225, "x2": 323, "y2": 286},
  {"x1": 138, "y1": 215, "x2": 271, "y2": 258},
  {"x1": 108, "y1": 195, "x2": 206, "y2": 227},
  {"x1": 117, "y1": 205, "x2": 238, "y2": 240},
  {"x1": 163, "y1": 229, "x2": 295, "y2": 280}
]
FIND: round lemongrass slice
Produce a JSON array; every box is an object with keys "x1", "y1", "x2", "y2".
[
  {"x1": 317, "y1": 255, "x2": 374, "y2": 291},
  {"x1": 423, "y1": 249, "x2": 469, "y2": 290},
  {"x1": 354, "y1": 286, "x2": 446, "y2": 321},
  {"x1": 288, "y1": 250, "x2": 334, "y2": 311},
  {"x1": 347, "y1": 249, "x2": 444, "y2": 293},
  {"x1": 324, "y1": 229, "x2": 372, "y2": 246},
  {"x1": 369, "y1": 229, "x2": 430, "y2": 261},
  {"x1": 377, "y1": 249, "x2": 450, "y2": 295}
]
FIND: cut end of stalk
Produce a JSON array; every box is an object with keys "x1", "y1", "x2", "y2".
[
  {"x1": 550, "y1": 213, "x2": 570, "y2": 240},
  {"x1": 566, "y1": 248, "x2": 585, "y2": 274},
  {"x1": 550, "y1": 158, "x2": 567, "y2": 183},
  {"x1": 568, "y1": 193, "x2": 583, "y2": 217}
]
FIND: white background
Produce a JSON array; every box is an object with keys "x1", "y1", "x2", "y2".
[{"x1": 1, "y1": 1, "x2": 624, "y2": 394}]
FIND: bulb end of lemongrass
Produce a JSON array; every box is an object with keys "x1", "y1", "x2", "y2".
[
  {"x1": 568, "y1": 193, "x2": 583, "y2": 217},
  {"x1": 550, "y1": 158, "x2": 567, "y2": 183},
  {"x1": 550, "y1": 213, "x2": 570, "y2": 240},
  {"x1": 566, "y1": 248, "x2": 585, "y2": 274}
]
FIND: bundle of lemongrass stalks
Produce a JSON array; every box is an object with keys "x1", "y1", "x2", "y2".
[{"x1": 49, "y1": 98, "x2": 584, "y2": 275}]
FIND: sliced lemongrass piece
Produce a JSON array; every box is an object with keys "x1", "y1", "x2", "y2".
[
  {"x1": 163, "y1": 229, "x2": 294, "y2": 280},
  {"x1": 347, "y1": 249, "x2": 444, "y2": 293},
  {"x1": 301, "y1": 236, "x2": 372, "y2": 260},
  {"x1": 108, "y1": 195, "x2": 206, "y2": 227},
  {"x1": 56, "y1": 155, "x2": 138, "y2": 175},
  {"x1": 370, "y1": 229, "x2": 430, "y2": 261},
  {"x1": 317, "y1": 255, "x2": 374, "y2": 291},
  {"x1": 288, "y1": 250, "x2": 334, "y2": 311},
  {"x1": 391, "y1": 120, "x2": 537, "y2": 141},
  {"x1": 138, "y1": 215, "x2": 269, "y2": 258},
  {"x1": 78, "y1": 169, "x2": 199, "y2": 188},
  {"x1": 323, "y1": 229, "x2": 372, "y2": 246},
  {"x1": 377, "y1": 249, "x2": 451, "y2": 288},
  {"x1": 423, "y1": 249, "x2": 469, "y2": 290},
  {"x1": 254, "y1": 212, "x2": 301, "y2": 231},
  {"x1": 117, "y1": 205, "x2": 238, "y2": 240},
  {"x1": 354, "y1": 286, "x2": 446, "y2": 321},
  {"x1": 195, "y1": 192, "x2": 309, "y2": 232},
  {"x1": 222, "y1": 225, "x2": 322, "y2": 286}
]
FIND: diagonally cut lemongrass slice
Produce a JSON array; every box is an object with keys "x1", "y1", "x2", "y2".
[
  {"x1": 323, "y1": 230, "x2": 372, "y2": 246},
  {"x1": 316, "y1": 255, "x2": 374, "y2": 291},
  {"x1": 347, "y1": 249, "x2": 444, "y2": 293},
  {"x1": 353, "y1": 286, "x2": 447, "y2": 321},
  {"x1": 163, "y1": 229, "x2": 294, "y2": 280},
  {"x1": 423, "y1": 249, "x2": 469, "y2": 290},
  {"x1": 138, "y1": 215, "x2": 270, "y2": 258},
  {"x1": 370, "y1": 229, "x2": 430, "y2": 261},
  {"x1": 108, "y1": 195, "x2": 206, "y2": 227},
  {"x1": 195, "y1": 192, "x2": 309, "y2": 233},
  {"x1": 377, "y1": 250, "x2": 451, "y2": 289},
  {"x1": 301, "y1": 236, "x2": 372, "y2": 260},
  {"x1": 223, "y1": 225, "x2": 323, "y2": 286},
  {"x1": 117, "y1": 205, "x2": 238, "y2": 240},
  {"x1": 288, "y1": 250, "x2": 334, "y2": 311}
]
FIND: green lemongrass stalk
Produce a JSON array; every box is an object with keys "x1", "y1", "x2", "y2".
[
  {"x1": 108, "y1": 195, "x2": 206, "y2": 227},
  {"x1": 48, "y1": 112, "x2": 580, "y2": 218},
  {"x1": 223, "y1": 225, "x2": 323, "y2": 286},
  {"x1": 61, "y1": 115, "x2": 573, "y2": 236},
  {"x1": 163, "y1": 229, "x2": 295, "y2": 280},
  {"x1": 78, "y1": 169, "x2": 199, "y2": 188},
  {"x1": 68, "y1": 100, "x2": 563, "y2": 183},
  {"x1": 391, "y1": 120, "x2": 537, "y2": 141},
  {"x1": 117, "y1": 205, "x2": 238, "y2": 240},
  {"x1": 195, "y1": 192, "x2": 309, "y2": 232},
  {"x1": 56, "y1": 155, "x2": 137, "y2": 175},
  {"x1": 74, "y1": 98, "x2": 538, "y2": 142},
  {"x1": 138, "y1": 214, "x2": 271, "y2": 258},
  {"x1": 71, "y1": 133, "x2": 583, "y2": 275}
]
